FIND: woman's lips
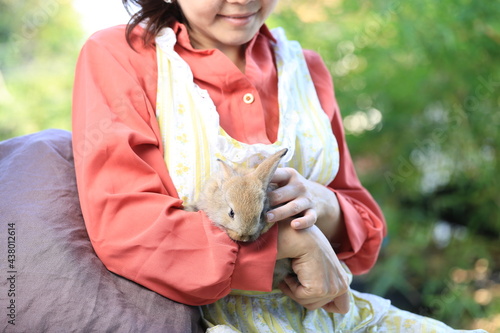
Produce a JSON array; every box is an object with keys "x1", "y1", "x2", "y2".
[{"x1": 218, "y1": 12, "x2": 257, "y2": 26}]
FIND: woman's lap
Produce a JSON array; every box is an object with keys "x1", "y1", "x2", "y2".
[{"x1": 201, "y1": 289, "x2": 487, "y2": 333}]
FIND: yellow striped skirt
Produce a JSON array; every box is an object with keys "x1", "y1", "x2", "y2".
[{"x1": 200, "y1": 288, "x2": 487, "y2": 333}]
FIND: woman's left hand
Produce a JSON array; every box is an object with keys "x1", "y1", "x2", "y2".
[{"x1": 267, "y1": 167, "x2": 344, "y2": 242}]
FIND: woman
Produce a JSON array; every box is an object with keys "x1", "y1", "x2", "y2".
[{"x1": 71, "y1": 0, "x2": 484, "y2": 331}]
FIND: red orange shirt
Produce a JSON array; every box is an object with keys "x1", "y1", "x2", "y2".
[{"x1": 72, "y1": 22, "x2": 386, "y2": 306}]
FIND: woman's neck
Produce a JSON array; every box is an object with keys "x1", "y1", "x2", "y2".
[
  {"x1": 220, "y1": 45, "x2": 247, "y2": 73},
  {"x1": 188, "y1": 34, "x2": 247, "y2": 73}
]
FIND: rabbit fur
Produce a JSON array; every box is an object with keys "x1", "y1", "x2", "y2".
[{"x1": 186, "y1": 148, "x2": 292, "y2": 288}]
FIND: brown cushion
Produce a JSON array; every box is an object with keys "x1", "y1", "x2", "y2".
[{"x1": 0, "y1": 129, "x2": 203, "y2": 332}]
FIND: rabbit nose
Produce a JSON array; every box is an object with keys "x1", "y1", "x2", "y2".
[
  {"x1": 235, "y1": 233, "x2": 257, "y2": 242},
  {"x1": 240, "y1": 233, "x2": 260, "y2": 242},
  {"x1": 239, "y1": 235, "x2": 251, "y2": 242},
  {"x1": 227, "y1": 229, "x2": 251, "y2": 242}
]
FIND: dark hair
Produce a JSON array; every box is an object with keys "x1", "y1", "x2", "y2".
[{"x1": 122, "y1": 0, "x2": 186, "y2": 46}]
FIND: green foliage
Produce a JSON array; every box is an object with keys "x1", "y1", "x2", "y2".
[
  {"x1": 269, "y1": 0, "x2": 499, "y2": 330},
  {"x1": 0, "y1": 0, "x2": 83, "y2": 140}
]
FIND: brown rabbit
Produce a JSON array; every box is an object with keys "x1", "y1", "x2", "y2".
[{"x1": 187, "y1": 148, "x2": 292, "y2": 288}]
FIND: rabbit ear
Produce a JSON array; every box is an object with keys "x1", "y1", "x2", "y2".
[
  {"x1": 254, "y1": 148, "x2": 288, "y2": 188},
  {"x1": 216, "y1": 159, "x2": 236, "y2": 182}
]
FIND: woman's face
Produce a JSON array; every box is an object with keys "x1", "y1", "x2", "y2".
[{"x1": 176, "y1": 0, "x2": 278, "y2": 53}]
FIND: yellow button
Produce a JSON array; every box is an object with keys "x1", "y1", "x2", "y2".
[{"x1": 243, "y1": 93, "x2": 255, "y2": 104}]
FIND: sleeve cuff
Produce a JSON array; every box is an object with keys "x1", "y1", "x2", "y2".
[
  {"x1": 332, "y1": 190, "x2": 385, "y2": 274},
  {"x1": 230, "y1": 223, "x2": 278, "y2": 291},
  {"x1": 333, "y1": 190, "x2": 368, "y2": 256}
]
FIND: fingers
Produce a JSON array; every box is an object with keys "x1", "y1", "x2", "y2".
[
  {"x1": 290, "y1": 209, "x2": 317, "y2": 229},
  {"x1": 283, "y1": 275, "x2": 327, "y2": 302},
  {"x1": 271, "y1": 167, "x2": 293, "y2": 185},
  {"x1": 279, "y1": 278, "x2": 329, "y2": 310},
  {"x1": 267, "y1": 196, "x2": 313, "y2": 222},
  {"x1": 268, "y1": 181, "x2": 308, "y2": 207},
  {"x1": 268, "y1": 168, "x2": 327, "y2": 230},
  {"x1": 279, "y1": 276, "x2": 350, "y2": 312},
  {"x1": 281, "y1": 275, "x2": 328, "y2": 307},
  {"x1": 267, "y1": 169, "x2": 315, "y2": 225},
  {"x1": 270, "y1": 168, "x2": 306, "y2": 206},
  {"x1": 322, "y1": 293, "x2": 350, "y2": 314},
  {"x1": 278, "y1": 226, "x2": 351, "y2": 312}
]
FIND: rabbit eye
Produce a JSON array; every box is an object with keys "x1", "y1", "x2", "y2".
[{"x1": 228, "y1": 209, "x2": 235, "y2": 219}]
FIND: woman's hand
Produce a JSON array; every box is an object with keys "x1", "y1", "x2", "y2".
[
  {"x1": 267, "y1": 167, "x2": 345, "y2": 244},
  {"x1": 277, "y1": 222, "x2": 350, "y2": 313}
]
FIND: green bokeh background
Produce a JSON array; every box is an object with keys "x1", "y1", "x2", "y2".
[{"x1": 1, "y1": 0, "x2": 498, "y2": 331}]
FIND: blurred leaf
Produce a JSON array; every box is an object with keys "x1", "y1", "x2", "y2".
[
  {"x1": 0, "y1": 0, "x2": 83, "y2": 140},
  {"x1": 271, "y1": 0, "x2": 499, "y2": 329}
]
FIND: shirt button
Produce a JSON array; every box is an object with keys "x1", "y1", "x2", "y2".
[{"x1": 243, "y1": 93, "x2": 255, "y2": 104}]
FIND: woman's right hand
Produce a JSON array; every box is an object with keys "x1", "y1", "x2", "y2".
[{"x1": 276, "y1": 221, "x2": 350, "y2": 314}]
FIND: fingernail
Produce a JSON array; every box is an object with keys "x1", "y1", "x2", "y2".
[
  {"x1": 292, "y1": 221, "x2": 301, "y2": 228},
  {"x1": 266, "y1": 212, "x2": 274, "y2": 222}
]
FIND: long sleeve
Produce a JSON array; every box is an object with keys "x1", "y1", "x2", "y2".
[
  {"x1": 71, "y1": 26, "x2": 278, "y2": 306},
  {"x1": 304, "y1": 50, "x2": 387, "y2": 275}
]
